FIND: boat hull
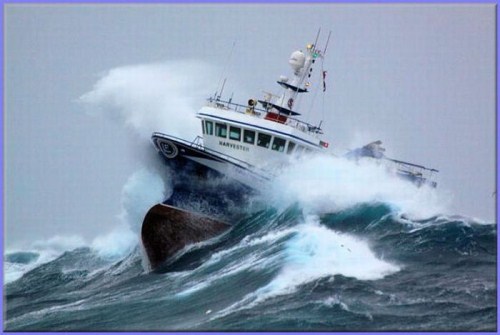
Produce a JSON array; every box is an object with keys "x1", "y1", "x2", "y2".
[
  {"x1": 142, "y1": 134, "x2": 266, "y2": 271},
  {"x1": 141, "y1": 204, "x2": 230, "y2": 270},
  {"x1": 152, "y1": 133, "x2": 269, "y2": 210}
]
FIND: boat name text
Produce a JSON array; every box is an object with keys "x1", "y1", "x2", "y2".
[{"x1": 218, "y1": 141, "x2": 250, "y2": 152}]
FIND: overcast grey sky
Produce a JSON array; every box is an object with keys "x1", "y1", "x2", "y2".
[{"x1": 5, "y1": 4, "x2": 496, "y2": 249}]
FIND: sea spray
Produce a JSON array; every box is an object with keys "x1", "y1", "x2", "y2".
[
  {"x1": 119, "y1": 168, "x2": 168, "y2": 233},
  {"x1": 90, "y1": 228, "x2": 137, "y2": 261},
  {"x1": 5, "y1": 167, "x2": 169, "y2": 283},
  {"x1": 271, "y1": 154, "x2": 448, "y2": 219},
  {"x1": 79, "y1": 61, "x2": 218, "y2": 140},
  {"x1": 91, "y1": 168, "x2": 169, "y2": 261},
  {"x1": 77, "y1": 61, "x2": 217, "y2": 260},
  {"x1": 280, "y1": 215, "x2": 399, "y2": 283}
]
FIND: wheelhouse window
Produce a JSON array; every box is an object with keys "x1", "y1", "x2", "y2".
[
  {"x1": 229, "y1": 126, "x2": 241, "y2": 141},
  {"x1": 243, "y1": 129, "x2": 255, "y2": 144},
  {"x1": 257, "y1": 133, "x2": 272, "y2": 149},
  {"x1": 287, "y1": 141, "x2": 296, "y2": 154},
  {"x1": 215, "y1": 123, "x2": 227, "y2": 138},
  {"x1": 271, "y1": 137, "x2": 286, "y2": 152},
  {"x1": 205, "y1": 120, "x2": 214, "y2": 135}
]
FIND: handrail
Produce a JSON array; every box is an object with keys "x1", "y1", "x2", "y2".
[
  {"x1": 206, "y1": 97, "x2": 323, "y2": 135},
  {"x1": 207, "y1": 97, "x2": 265, "y2": 114},
  {"x1": 189, "y1": 135, "x2": 204, "y2": 149},
  {"x1": 384, "y1": 157, "x2": 439, "y2": 173}
]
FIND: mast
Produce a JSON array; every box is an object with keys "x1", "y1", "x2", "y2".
[{"x1": 273, "y1": 33, "x2": 328, "y2": 115}]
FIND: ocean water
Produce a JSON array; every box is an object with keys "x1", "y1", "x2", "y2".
[
  {"x1": 4, "y1": 188, "x2": 496, "y2": 331},
  {"x1": 5, "y1": 62, "x2": 496, "y2": 331}
]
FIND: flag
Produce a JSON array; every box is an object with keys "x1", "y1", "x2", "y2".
[{"x1": 322, "y1": 71, "x2": 327, "y2": 92}]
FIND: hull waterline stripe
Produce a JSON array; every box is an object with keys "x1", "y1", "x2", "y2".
[
  {"x1": 197, "y1": 112, "x2": 322, "y2": 148},
  {"x1": 152, "y1": 135, "x2": 270, "y2": 181}
]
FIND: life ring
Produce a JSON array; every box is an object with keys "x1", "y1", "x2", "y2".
[{"x1": 159, "y1": 140, "x2": 178, "y2": 159}]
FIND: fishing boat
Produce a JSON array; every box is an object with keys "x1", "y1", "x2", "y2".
[
  {"x1": 141, "y1": 32, "x2": 438, "y2": 270},
  {"x1": 151, "y1": 39, "x2": 331, "y2": 194}
]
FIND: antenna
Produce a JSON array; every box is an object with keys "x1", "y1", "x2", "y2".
[
  {"x1": 323, "y1": 31, "x2": 332, "y2": 56},
  {"x1": 215, "y1": 40, "x2": 237, "y2": 98},
  {"x1": 314, "y1": 28, "x2": 321, "y2": 49},
  {"x1": 217, "y1": 78, "x2": 227, "y2": 100}
]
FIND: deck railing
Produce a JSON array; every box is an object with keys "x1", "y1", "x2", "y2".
[{"x1": 206, "y1": 98, "x2": 323, "y2": 136}]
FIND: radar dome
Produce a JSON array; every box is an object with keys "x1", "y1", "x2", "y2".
[
  {"x1": 279, "y1": 75, "x2": 289, "y2": 83},
  {"x1": 289, "y1": 50, "x2": 306, "y2": 72}
]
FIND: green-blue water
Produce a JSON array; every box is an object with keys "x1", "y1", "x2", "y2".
[{"x1": 4, "y1": 203, "x2": 496, "y2": 331}]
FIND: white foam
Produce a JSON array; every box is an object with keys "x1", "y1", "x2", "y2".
[
  {"x1": 322, "y1": 295, "x2": 350, "y2": 311},
  {"x1": 202, "y1": 227, "x2": 293, "y2": 266},
  {"x1": 4, "y1": 262, "x2": 33, "y2": 284},
  {"x1": 5, "y1": 235, "x2": 88, "y2": 284},
  {"x1": 90, "y1": 168, "x2": 168, "y2": 261},
  {"x1": 271, "y1": 154, "x2": 449, "y2": 219},
  {"x1": 90, "y1": 227, "x2": 137, "y2": 261},
  {"x1": 79, "y1": 61, "x2": 210, "y2": 263},
  {"x1": 31, "y1": 235, "x2": 87, "y2": 253},
  {"x1": 213, "y1": 216, "x2": 399, "y2": 318},
  {"x1": 79, "y1": 61, "x2": 217, "y2": 140},
  {"x1": 256, "y1": 216, "x2": 399, "y2": 298},
  {"x1": 174, "y1": 228, "x2": 293, "y2": 298},
  {"x1": 119, "y1": 168, "x2": 167, "y2": 233},
  {"x1": 6, "y1": 168, "x2": 168, "y2": 283}
]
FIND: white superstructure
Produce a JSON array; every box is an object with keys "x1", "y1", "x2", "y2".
[
  {"x1": 151, "y1": 33, "x2": 438, "y2": 190},
  {"x1": 196, "y1": 39, "x2": 330, "y2": 170}
]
